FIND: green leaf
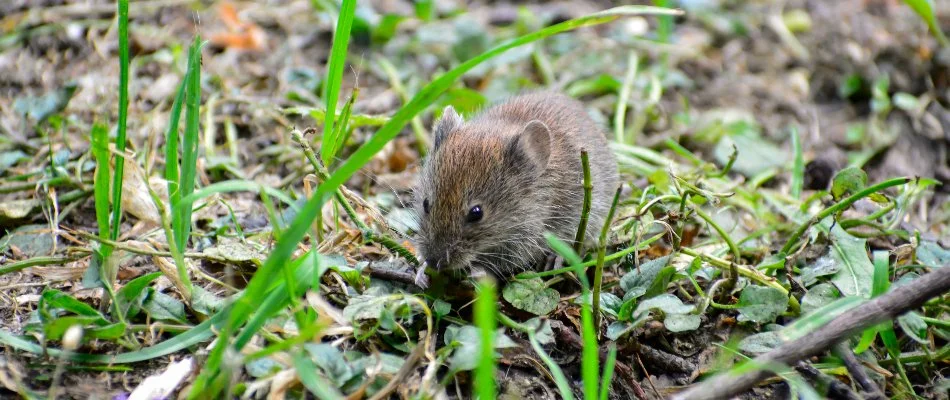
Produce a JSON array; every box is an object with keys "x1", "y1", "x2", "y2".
[
  {"x1": 0, "y1": 150, "x2": 28, "y2": 175},
  {"x1": 142, "y1": 289, "x2": 188, "y2": 324},
  {"x1": 116, "y1": 272, "x2": 162, "y2": 319},
  {"x1": 736, "y1": 286, "x2": 788, "y2": 324},
  {"x1": 828, "y1": 224, "x2": 874, "y2": 298},
  {"x1": 902, "y1": 0, "x2": 950, "y2": 47},
  {"x1": 304, "y1": 343, "x2": 355, "y2": 387},
  {"x1": 86, "y1": 322, "x2": 128, "y2": 340},
  {"x1": 800, "y1": 283, "x2": 840, "y2": 314},
  {"x1": 917, "y1": 241, "x2": 950, "y2": 268},
  {"x1": 831, "y1": 166, "x2": 867, "y2": 201},
  {"x1": 445, "y1": 325, "x2": 516, "y2": 372},
  {"x1": 738, "y1": 331, "x2": 784, "y2": 354},
  {"x1": 0, "y1": 224, "x2": 56, "y2": 259},
  {"x1": 713, "y1": 120, "x2": 788, "y2": 177},
  {"x1": 664, "y1": 313, "x2": 701, "y2": 332},
  {"x1": 43, "y1": 316, "x2": 104, "y2": 341},
  {"x1": 838, "y1": 73, "x2": 863, "y2": 99},
  {"x1": 566, "y1": 74, "x2": 621, "y2": 97},
  {"x1": 619, "y1": 255, "x2": 672, "y2": 300},
  {"x1": 321, "y1": 0, "x2": 357, "y2": 165},
  {"x1": 433, "y1": 299, "x2": 451, "y2": 318},
  {"x1": 292, "y1": 352, "x2": 346, "y2": 399},
  {"x1": 191, "y1": 286, "x2": 226, "y2": 317},
  {"x1": 13, "y1": 82, "x2": 78, "y2": 123},
  {"x1": 502, "y1": 278, "x2": 559, "y2": 316},
  {"x1": 40, "y1": 289, "x2": 106, "y2": 320},
  {"x1": 633, "y1": 294, "x2": 694, "y2": 317},
  {"x1": 897, "y1": 311, "x2": 929, "y2": 344},
  {"x1": 524, "y1": 318, "x2": 556, "y2": 345}
]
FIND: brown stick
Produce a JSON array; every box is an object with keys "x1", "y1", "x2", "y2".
[{"x1": 670, "y1": 264, "x2": 950, "y2": 400}]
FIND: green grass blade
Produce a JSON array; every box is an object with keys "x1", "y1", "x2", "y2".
[
  {"x1": 91, "y1": 122, "x2": 112, "y2": 258},
  {"x1": 475, "y1": 278, "x2": 497, "y2": 400},
  {"x1": 165, "y1": 74, "x2": 188, "y2": 207},
  {"x1": 177, "y1": 180, "x2": 299, "y2": 211},
  {"x1": 110, "y1": 0, "x2": 130, "y2": 242},
  {"x1": 614, "y1": 53, "x2": 638, "y2": 143},
  {"x1": 320, "y1": 0, "x2": 356, "y2": 165},
  {"x1": 599, "y1": 343, "x2": 618, "y2": 400},
  {"x1": 581, "y1": 301, "x2": 598, "y2": 400},
  {"x1": 189, "y1": 6, "x2": 681, "y2": 397},
  {"x1": 902, "y1": 0, "x2": 950, "y2": 47},
  {"x1": 0, "y1": 311, "x2": 220, "y2": 364},
  {"x1": 528, "y1": 329, "x2": 574, "y2": 400},
  {"x1": 293, "y1": 353, "x2": 346, "y2": 399},
  {"x1": 790, "y1": 126, "x2": 803, "y2": 199},
  {"x1": 176, "y1": 35, "x2": 203, "y2": 252}
]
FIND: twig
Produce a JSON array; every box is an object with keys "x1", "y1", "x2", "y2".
[
  {"x1": 794, "y1": 362, "x2": 862, "y2": 400},
  {"x1": 670, "y1": 264, "x2": 950, "y2": 400},
  {"x1": 365, "y1": 264, "x2": 417, "y2": 286},
  {"x1": 832, "y1": 343, "x2": 887, "y2": 400}
]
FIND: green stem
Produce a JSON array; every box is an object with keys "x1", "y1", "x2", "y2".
[
  {"x1": 291, "y1": 129, "x2": 419, "y2": 266},
  {"x1": 691, "y1": 205, "x2": 740, "y2": 261},
  {"x1": 517, "y1": 230, "x2": 665, "y2": 279},
  {"x1": 593, "y1": 187, "x2": 622, "y2": 331},
  {"x1": 680, "y1": 246, "x2": 801, "y2": 314},
  {"x1": 573, "y1": 150, "x2": 593, "y2": 254},
  {"x1": 614, "y1": 53, "x2": 638, "y2": 143},
  {"x1": 780, "y1": 177, "x2": 911, "y2": 255}
]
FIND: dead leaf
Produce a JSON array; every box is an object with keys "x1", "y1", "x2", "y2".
[{"x1": 209, "y1": 2, "x2": 267, "y2": 51}]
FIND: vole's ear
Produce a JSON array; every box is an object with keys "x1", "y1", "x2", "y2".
[
  {"x1": 433, "y1": 106, "x2": 463, "y2": 150},
  {"x1": 508, "y1": 120, "x2": 551, "y2": 172}
]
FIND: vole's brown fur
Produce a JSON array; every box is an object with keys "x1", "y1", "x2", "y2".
[{"x1": 414, "y1": 91, "x2": 619, "y2": 277}]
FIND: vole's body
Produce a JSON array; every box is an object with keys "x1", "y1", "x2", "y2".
[{"x1": 415, "y1": 91, "x2": 619, "y2": 277}]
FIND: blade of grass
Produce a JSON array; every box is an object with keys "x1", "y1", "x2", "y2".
[
  {"x1": 902, "y1": 0, "x2": 950, "y2": 47},
  {"x1": 293, "y1": 353, "x2": 346, "y2": 399},
  {"x1": 320, "y1": 0, "x2": 356, "y2": 165},
  {"x1": 177, "y1": 180, "x2": 298, "y2": 211},
  {"x1": 326, "y1": 88, "x2": 358, "y2": 164},
  {"x1": 790, "y1": 126, "x2": 804, "y2": 199},
  {"x1": 0, "y1": 248, "x2": 322, "y2": 364},
  {"x1": 91, "y1": 122, "x2": 112, "y2": 259},
  {"x1": 110, "y1": 0, "x2": 130, "y2": 243},
  {"x1": 189, "y1": 6, "x2": 683, "y2": 397},
  {"x1": 614, "y1": 52, "x2": 638, "y2": 143},
  {"x1": 599, "y1": 343, "x2": 618, "y2": 400},
  {"x1": 164, "y1": 74, "x2": 187, "y2": 212},
  {"x1": 175, "y1": 35, "x2": 203, "y2": 255},
  {"x1": 475, "y1": 278, "x2": 497, "y2": 400}
]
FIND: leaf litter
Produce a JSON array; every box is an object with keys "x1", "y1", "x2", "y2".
[{"x1": 0, "y1": 0, "x2": 948, "y2": 399}]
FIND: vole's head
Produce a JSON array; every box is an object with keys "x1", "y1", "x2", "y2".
[{"x1": 414, "y1": 106, "x2": 552, "y2": 275}]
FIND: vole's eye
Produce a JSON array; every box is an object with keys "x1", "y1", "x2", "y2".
[
  {"x1": 423, "y1": 199, "x2": 430, "y2": 214},
  {"x1": 466, "y1": 205, "x2": 483, "y2": 223}
]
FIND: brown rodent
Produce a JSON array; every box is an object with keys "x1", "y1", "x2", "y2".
[{"x1": 413, "y1": 91, "x2": 619, "y2": 280}]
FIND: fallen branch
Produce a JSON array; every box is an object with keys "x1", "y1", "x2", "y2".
[{"x1": 670, "y1": 264, "x2": 950, "y2": 400}]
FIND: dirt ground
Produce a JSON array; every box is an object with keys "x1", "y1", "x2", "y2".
[{"x1": 1, "y1": 0, "x2": 948, "y2": 398}]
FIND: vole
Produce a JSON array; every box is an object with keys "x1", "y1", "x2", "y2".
[{"x1": 413, "y1": 91, "x2": 620, "y2": 285}]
